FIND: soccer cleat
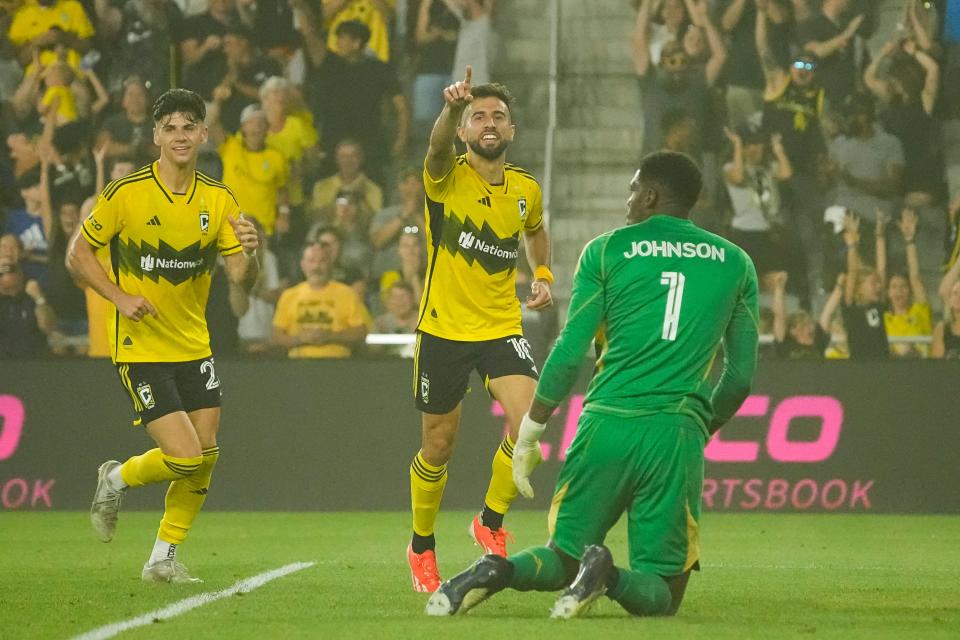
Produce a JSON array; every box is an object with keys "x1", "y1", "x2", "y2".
[
  {"x1": 90, "y1": 460, "x2": 126, "y2": 543},
  {"x1": 425, "y1": 554, "x2": 512, "y2": 616},
  {"x1": 469, "y1": 514, "x2": 513, "y2": 557},
  {"x1": 407, "y1": 544, "x2": 441, "y2": 593},
  {"x1": 550, "y1": 544, "x2": 615, "y2": 619},
  {"x1": 141, "y1": 559, "x2": 203, "y2": 584}
]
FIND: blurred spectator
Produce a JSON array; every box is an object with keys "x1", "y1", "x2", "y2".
[
  {"x1": 0, "y1": 256, "x2": 55, "y2": 357},
  {"x1": 718, "y1": 0, "x2": 791, "y2": 127},
  {"x1": 659, "y1": 108, "x2": 698, "y2": 159},
  {"x1": 944, "y1": 1, "x2": 960, "y2": 210},
  {"x1": 247, "y1": 0, "x2": 300, "y2": 54},
  {"x1": 7, "y1": 0, "x2": 94, "y2": 69},
  {"x1": 633, "y1": 0, "x2": 726, "y2": 155},
  {"x1": 272, "y1": 242, "x2": 369, "y2": 358},
  {"x1": 631, "y1": 0, "x2": 690, "y2": 66},
  {"x1": 877, "y1": 209, "x2": 931, "y2": 358},
  {"x1": 722, "y1": 123, "x2": 796, "y2": 288},
  {"x1": 237, "y1": 216, "x2": 283, "y2": 351},
  {"x1": 866, "y1": 37, "x2": 941, "y2": 208},
  {"x1": 378, "y1": 229, "x2": 424, "y2": 306},
  {"x1": 452, "y1": 0, "x2": 496, "y2": 85},
  {"x1": 841, "y1": 212, "x2": 888, "y2": 359},
  {"x1": 301, "y1": 18, "x2": 409, "y2": 184},
  {"x1": 946, "y1": 194, "x2": 960, "y2": 270},
  {"x1": 309, "y1": 138, "x2": 383, "y2": 225},
  {"x1": 4, "y1": 165, "x2": 50, "y2": 282},
  {"x1": 96, "y1": 76, "x2": 157, "y2": 160},
  {"x1": 323, "y1": 0, "x2": 395, "y2": 62},
  {"x1": 796, "y1": 0, "x2": 866, "y2": 107},
  {"x1": 12, "y1": 51, "x2": 109, "y2": 125},
  {"x1": 328, "y1": 189, "x2": 372, "y2": 275},
  {"x1": 211, "y1": 102, "x2": 290, "y2": 236},
  {"x1": 899, "y1": 0, "x2": 940, "y2": 54},
  {"x1": 374, "y1": 279, "x2": 418, "y2": 333},
  {"x1": 932, "y1": 252, "x2": 960, "y2": 358},
  {"x1": 369, "y1": 165, "x2": 424, "y2": 280},
  {"x1": 6, "y1": 129, "x2": 40, "y2": 178},
  {"x1": 827, "y1": 93, "x2": 904, "y2": 224},
  {"x1": 178, "y1": 0, "x2": 241, "y2": 101},
  {"x1": 261, "y1": 75, "x2": 318, "y2": 215},
  {"x1": 411, "y1": 0, "x2": 459, "y2": 140},
  {"x1": 98, "y1": 0, "x2": 183, "y2": 94},
  {"x1": 214, "y1": 26, "x2": 283, "y2": 132},
  {"x1": 771, "y1": 270, "x2": 841, "y2": 359},
  {"x1": 43, "y1": 177, "x2": 87, "y2": 348}
]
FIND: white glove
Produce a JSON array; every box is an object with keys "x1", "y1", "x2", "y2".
[{"x1": 512, "y1": 413, "x2": 546, "y2": 499}]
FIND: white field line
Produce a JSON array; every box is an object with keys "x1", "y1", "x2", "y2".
[{"x1": 71, "y1": 561, "x2": 315, "y2": 640}]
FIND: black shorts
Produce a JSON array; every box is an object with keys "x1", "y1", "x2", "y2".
[
  {"x1": 413, "y1": 332, "x2": 539, "y2": 414},
  {"x1": 116, "y1": 357, "x2": 222, "y2": 426}
]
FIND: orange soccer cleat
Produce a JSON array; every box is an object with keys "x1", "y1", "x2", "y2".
[
  {"x1": 469, "y1": 514, "x2": 513, "y2": 557},
  {"x1": 407, "y1": 544, "x2": 441, "y2": 593}
]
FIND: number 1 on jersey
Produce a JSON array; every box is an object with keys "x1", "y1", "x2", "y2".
[{"x1": 660, "y1": 271, "x2": 685, "y2": 341}]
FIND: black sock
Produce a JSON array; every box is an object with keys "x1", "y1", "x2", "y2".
[
  {"x1": 479, "y1": 504, "x2": 504, "y2": 531},
  {"x1": 411, "y1": 533, "x2": 435, "y2": 554}
]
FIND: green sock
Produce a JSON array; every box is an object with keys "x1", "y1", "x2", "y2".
[
  {"x1": 607, "y1": 568, "x2": 672, "y2": 616},
  {"x1": 508, "y1": 546, "x2": 569, "y2": 592}
]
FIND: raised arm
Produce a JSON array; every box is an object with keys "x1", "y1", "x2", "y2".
[
  {"x1": 723, "y1": 127, "x2": 745, "y2": 185},
  {"x1": 843, "y1": 212, "x2": 861, "y2": 305},
  {"x1": 875, "y1": 210, "x2": 888, "y2": 287},
  {"x1": 755, "y1": 4, "x2": 786, "y2": 91},
  {"x1": 802, "y1": 13, "x2": 864, "y2": 60},
  {"x1": 864, "y1": 38, "x2": 897, "y2": 101},
  {"x1": 770, "y1": 133, "x2": 793, "y2": 181},
  {"x1": 819, "y1": 274, "x2": 845, "y2": 332},
  {"x1": 899, "y1": 208, "x2": 927, "y2": 304},
  {"x1": 631, "y1": 0, "x2": 653, "y2": 77},
  {"x1": 425, "y1": 65, "x2": 472, "y2": 180},
  {"x1": 292, "y1": 0, "x2": 327, "y2": 67},
  {"x1": 690, "y1": 0, "x2": 728, "y2": 86},
  {"x1": 910, "y1": 45, "x2": 940, "y2": 115},
  {"x1": 771, "y1": 270, "x2": 788, "y2": 342},
  {"x1": 721, "y1": 0, "x2": 748, "y2": 32}
]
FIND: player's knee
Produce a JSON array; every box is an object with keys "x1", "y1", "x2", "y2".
[
  {"x1": 421, "y1": 421, "x2": 458, "y2": 463},
  {"x1": 161, "y1": 453, "x2": 203, "y2": 478}
]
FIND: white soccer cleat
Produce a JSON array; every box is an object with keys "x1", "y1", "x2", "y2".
[
  {"x1": 141, "y1": 559, "x2": 203, "y2": 584},
  {"x1": 90, "y1": 460, "x2": 126, "y2": 542}
]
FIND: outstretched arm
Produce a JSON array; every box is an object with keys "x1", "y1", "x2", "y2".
[
  {"x1": 426, "y1": 66, "x2": 473, "y2": 180},
  {"x1": 899, "y1": 208, "x2": 927, "y2": 304},
  {"x1": 631, "y1": 0, "x2": 654, "y2": 76},
  {"x1": 819, "y1": 274, "x2": 845, "y2": 332}
]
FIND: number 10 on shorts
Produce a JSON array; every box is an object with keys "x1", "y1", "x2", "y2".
[{"x1": 660, "y1": 271, "x2": 685, "y2": 341}]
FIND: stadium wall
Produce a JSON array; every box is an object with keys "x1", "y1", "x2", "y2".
[{"x1": 1, "y1": 360, "x2": 956, "y2": 513}]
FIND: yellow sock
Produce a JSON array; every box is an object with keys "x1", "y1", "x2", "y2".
[
  {"x1": 483, "y1": 436, "x2": 518, "y2": 515},
  {"x1": 120, "y1": 449, "x2": 202, "y2": 487},
  {"x1": 158, "y1": 446, "x2": 219, "y2": 545},
  {"x1": 410, "y1": 451, "x2": 447, "y2": 537}
]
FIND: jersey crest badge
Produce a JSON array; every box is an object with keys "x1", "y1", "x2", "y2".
[
  {"x1": 199, "y1": 198, "x2": 210, "y2": 234},
  {"x1": 518, "y1": 197, "x2": 527, "y2": 220},
  {"x1": 136, "y1": 382, "x2": 156, "y2": 410}
]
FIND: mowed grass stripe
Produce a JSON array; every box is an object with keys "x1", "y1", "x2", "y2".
[{"x1": 70, "y1": 562, "x2": 315, "y2": 640}]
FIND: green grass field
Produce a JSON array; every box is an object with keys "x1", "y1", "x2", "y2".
[{"x1": 1, "y1": 512, "x2": 958, "y2": 639}]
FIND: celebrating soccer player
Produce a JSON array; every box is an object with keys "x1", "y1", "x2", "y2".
[
  {"x1": 67, "y1": 89, "x2": 260, "y2": 583},
  {"x1": 406, "y1": 66, "x2": 554, "y2": 592},
  {"x1": 426, "y1": 152, "x2": 759, "y2": 617}
]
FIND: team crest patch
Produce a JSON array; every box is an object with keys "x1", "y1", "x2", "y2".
[
  {"x1": 518, "y1": 197, "x2": 527, "y2": 220},
  {"x1": 199, "y1": 212, "x2": 209, "y2": 234},
  {"x1": 136, "y1": 382, "x2": 156, "y2": 410},
  {"x1": 420, "y1": 372, "x2": 430, "y2": 405}
]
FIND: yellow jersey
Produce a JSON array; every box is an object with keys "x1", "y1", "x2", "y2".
[
  {"x1": 266, "y1": 113, "x2": 318, "y2": 206},
  {"x1": 7, "y1": 0, "x2": 94, "y2": 48},
  {"x1": 219, "y1": 134, "x2": 289, "y2": 234},
  {"x1": 80, "y1": 161, "x2": 243, "y2": 363},
  {"x1": 325, "y1": 0, "x2": 394, "y2": 62},
  {"x1": 418, "y1": 156, "x2": 543, "y2": 341},
  {"x1": 885, "y1": 301, "x2": 932, "y2": 358},
  {"x1": 272, "y1": 280, "x2": 369, "y2": 358}
]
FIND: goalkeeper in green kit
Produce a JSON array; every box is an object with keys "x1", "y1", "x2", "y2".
[{"x1": 426, "y1": 151, "x2": 759, "y2": 619}]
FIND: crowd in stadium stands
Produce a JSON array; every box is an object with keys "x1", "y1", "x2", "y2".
[{"x1": 1, "y1": 0, "x2": 959, "y2": 361}]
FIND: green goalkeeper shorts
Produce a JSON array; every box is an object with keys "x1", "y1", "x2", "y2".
[{"x1": 547, "y1": 409, "x2": 705, "y2": 577}]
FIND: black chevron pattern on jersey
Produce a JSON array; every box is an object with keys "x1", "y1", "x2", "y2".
[
  {"x1": 116, "y1": 237, "x2": 219, "y2": 285},
  {"x1": 439, "y1": 213, "x2": 520, "y2": 275}
]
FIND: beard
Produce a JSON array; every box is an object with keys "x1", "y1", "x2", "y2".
[{"x1": 467, "y1": 137, "x2": 511, "y2": 160}]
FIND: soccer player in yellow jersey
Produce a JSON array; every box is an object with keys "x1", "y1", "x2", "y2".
[
  {"x1": 407, "y1": 66, "x2": 554, "y2": 592},
  {"x1": 66, "y1": 89, "x2": 260, "y2": 584}
]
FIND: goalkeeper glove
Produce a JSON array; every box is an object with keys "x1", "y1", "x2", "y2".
[{"x1": 513, "y1": 413, "x2": 546, "y2": 499}]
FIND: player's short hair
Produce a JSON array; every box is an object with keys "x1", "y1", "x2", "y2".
[
  {"x1": 467, "y1": 83, "x2": 515, "y2": 122},
  {"x1": 152, "y1": 89, "x2": 206, "y2": 124},
  {"x1": 638, "y1": 151, "x2": 703, "y2": 212},
  {"x1": 335, "y1": 19, "x2": 371, "y2": 45}
]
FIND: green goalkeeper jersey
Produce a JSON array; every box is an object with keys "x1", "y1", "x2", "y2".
[{"x1": 535, "y1": 215, "x2": 760, "y2": 436}]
